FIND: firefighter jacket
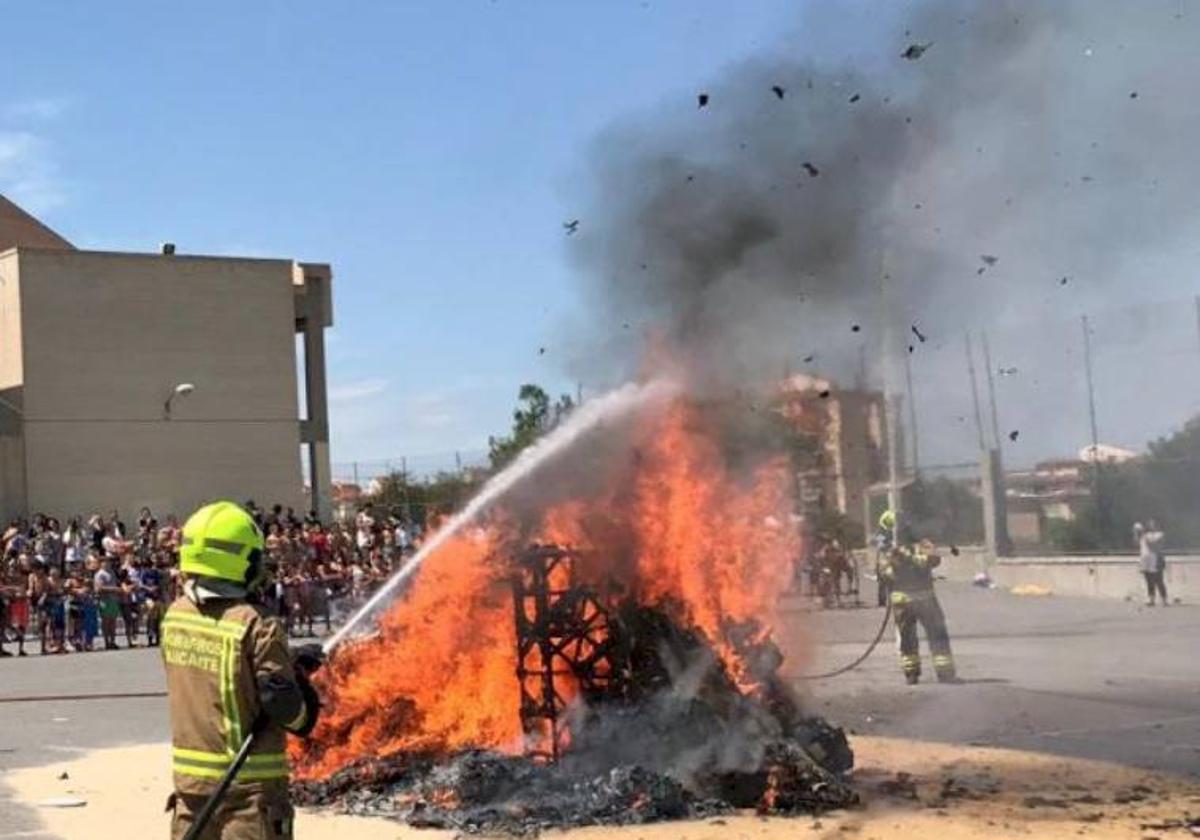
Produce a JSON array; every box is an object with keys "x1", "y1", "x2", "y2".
[
  {"x1": 879, "y1": 545, "x2": 941, "y2": 604},
  {"x1": 161, "y1": 593, "x2": 316, "y2": 796}
]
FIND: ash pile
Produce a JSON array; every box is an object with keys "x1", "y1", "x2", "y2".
[{"x1": 293, "y1": 544, "x2": 856, "y2": 834}]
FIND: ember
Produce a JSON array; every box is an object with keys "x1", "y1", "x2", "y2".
[{"x1": 292, "y1": 396, "x2": 857, "y2": 831}]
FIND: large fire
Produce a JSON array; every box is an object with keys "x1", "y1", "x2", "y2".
[{"x1": 292, "y1": 396, "x2": 802, "y2": 780}]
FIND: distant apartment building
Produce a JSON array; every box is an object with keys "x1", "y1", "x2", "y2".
[
  {"x1": 0, "y1": 196, "x2": 334, "y2": 521},
  {"x1": 776, "y1": 373, "x2": 892, "y2": 530},
  {"x1": 1005, "y1": 445, "x2": 1138, "y2": 548}
]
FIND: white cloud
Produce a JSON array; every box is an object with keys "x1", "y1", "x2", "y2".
[
  {"x1": 0, "y1": 130, "x2": 66, "y2": 213},
  {"x1": 403, "y1": 391, "x2": 459, "y2": 430},
  {"x1": 4, "y1": 97, "x2": 70, "y2": 121},
  {"x1": 329, "y1": 378, "x2": 388, "y2": 402}
]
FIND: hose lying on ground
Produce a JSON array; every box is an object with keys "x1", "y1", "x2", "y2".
[{"x1": 795, "y1": 602, "x2": 892, "y2": 680}]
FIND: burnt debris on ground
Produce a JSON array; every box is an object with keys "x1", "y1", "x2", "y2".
[{"x1": 294, "y1": 543, "x2": 856, "y2": 834}]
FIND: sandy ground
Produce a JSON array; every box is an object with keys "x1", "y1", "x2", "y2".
[{"x1": 8, "y1": 736, "x2": 1199, "y2": 840}]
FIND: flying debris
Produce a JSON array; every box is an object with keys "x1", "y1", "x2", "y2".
[
  {"x1": 802, "y1": 354, "x2": 816, "y2": 363},
  {"x1": 1060, "y1": 276, "x2": 1070, "y2": 285},
  {"x1": 998, "y1": 367, "x2": 1019, "y2": 377},
  {"x1": 911, "y1": 324, "x2": 928, "y2": 343},
  {"x1": 1008, "y1": 430, "x2": 1020, "y2": 442},
  {"x1": 848, "y1": 93, "x2": 861, "y2": 103},
  {"x1": 538, "y1": 346, "x2": 546, "y2": 355},
  {"x1": 771, "y1": 85, "x2": 786, "y2": 100},
  {"x1": 563, "y1": 220, "x2": 580, "y2": 235},
  {"x1": 697, "y1": 92, "x2": 710, "y2": 108},
  {"x1": 1129, "y1": 91, "x2": 1139, "y2": 99},
  {"x1": 981, "y1": 254, "x2": 999, "y2": 266},
  {"x1": 901, "y1": 42, "x2": 933, "y2": 60},
  {"x1": 802, "y1": 162, "x2": 820, "y2": 177},
  {"x1": 818, "y1": 389, "x2": 831, "y2": 399},
  {"x1": 851, "y1": 324, "x2": 862, "y2": 333}
]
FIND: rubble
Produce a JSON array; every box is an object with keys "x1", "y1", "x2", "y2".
[{"x1": 295, "y1": 734, "x2": 855, "y2": 835}]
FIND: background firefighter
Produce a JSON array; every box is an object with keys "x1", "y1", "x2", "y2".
[
  {"x1": 872, "y1": 509, "x2": 896, "y2": 608},
  {"x1": 879, "y1": 534, "x2": 956, "y2": 685},
  {"x1": 162, "y1": 501, "x2": 322, "y2": 840}
]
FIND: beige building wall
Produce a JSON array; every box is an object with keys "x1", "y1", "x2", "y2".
[
  {"x1": 11, "y1": 249, "x2": 305, "y2": 521},
  {"x1": 0, "y1": 250, "x2": 26, "y2": 517}
]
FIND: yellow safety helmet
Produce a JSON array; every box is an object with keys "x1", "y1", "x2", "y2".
[
  {"x1": 179, "y1": 501, "x2": 265, "y2": 587},
  {"x1": 878, "y1": 509, "x2": 897, "y2": 530}
]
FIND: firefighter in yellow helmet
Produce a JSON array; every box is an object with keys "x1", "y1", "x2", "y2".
[
  {"x1": 162, "y1": 501, "x2": 322, "y2": 839},
  {"x1": 879, "y1": 533, "x2": 957, "y2": 685}
]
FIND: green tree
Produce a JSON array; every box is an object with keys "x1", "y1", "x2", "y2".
[
  {"x1": 487, "y1": 384, "x2": 576, "y2": 470},
  {"x1": 369, "y1": 469, "x2": 480, "y2": 521},
  {"x1": 905, "y1": 475, "x2": 984, "y2": 547}
]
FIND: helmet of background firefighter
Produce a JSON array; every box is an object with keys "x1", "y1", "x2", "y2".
[{"x1": 179, "y1": 501, "x2": 267, "y2": 591}]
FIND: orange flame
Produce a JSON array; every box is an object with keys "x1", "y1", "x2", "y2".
[{"x1": 293, "y1": 396, "x2": 801, "y2": 780}]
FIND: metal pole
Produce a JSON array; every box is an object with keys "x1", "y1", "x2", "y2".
[
  {"x1": 980, "y1": 330, "x2": 1002, "y2": 450},
  {"x1": 964, "y1": 332, "x2": 987, "y2": 451},
  {"x1": 903, "y1": 346, "x2": 920, "y2": 476},
  {"x1": 886, "y1": 393, "x2": 902, "y2": 533},
  {"x1": 1081, "y1": 313, "x2": 1106, "y2": 543},
  {"x1": 1082, "y1": 315, "x2": 1100, "y2": 456},
  {"x1": 1194, "y1": 295, "x2": 1200, "y2": 370},
  {"x1": 879, "y1": 266, "x2": 901, "y2": 532}
]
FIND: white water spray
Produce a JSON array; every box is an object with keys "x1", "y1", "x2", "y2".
[{"x1": 323, "y1": 377, "x2": 678, "y2": 653}]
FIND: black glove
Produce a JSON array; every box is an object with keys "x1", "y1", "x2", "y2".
[{"x1": 292, "y1": 643, "x2": 326, "y2": 677}]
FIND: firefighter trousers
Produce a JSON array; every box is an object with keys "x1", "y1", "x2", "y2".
[
  {"x1": 170, "y1": 788, "x2": 294, "y2": 840},
  {"x1": 893, "y1": 594, "x2": 955, "y2": 681}
]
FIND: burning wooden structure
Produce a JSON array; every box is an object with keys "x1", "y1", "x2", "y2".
[
  {"x1": 292, "y1": 397, "x2": 858, "y2": 831},
  {"x1": 512, "y1": 543, "x2": 616, "y2": 761}
]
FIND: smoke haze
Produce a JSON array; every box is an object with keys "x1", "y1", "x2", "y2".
[{"x1": 565, "y1": 0, "x2": 1200, "y2": 464}]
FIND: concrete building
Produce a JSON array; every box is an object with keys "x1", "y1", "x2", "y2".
[
  {"x1": 776, "y1": 373, "x2": 892, "y2": 532},
  {"x1": 0, "y1": 196, "x2": 333, "y2": 522}
]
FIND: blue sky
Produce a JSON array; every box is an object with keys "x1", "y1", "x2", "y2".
[
  {"x1": 7, "y1": 2, "x2": 1198, "y2": 478},
  {"x1": 0, "y1": 1, "x2": 815, "y2": 469}
]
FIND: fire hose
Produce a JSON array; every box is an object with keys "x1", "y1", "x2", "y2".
[{"x1": 795, "y1": 602, "x2": 892, "y2": 680}]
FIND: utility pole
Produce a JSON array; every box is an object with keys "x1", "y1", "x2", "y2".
[
  {"x1": 878, "y1": 269, "x2": 902, "y2": 529},
  {"x1": 1194, "y1": 296, "x2": 1200, "y2": 370},
  {"x1": 1081, "y1": 315, "x2": 1100, "y2": 458},
  {"x1": 886, "y1": 391, "x2": 902, "y2": 521},
  {"x1": 1081, "y1": 313, "x2": 1106, "y2": 542},
  {"x1": 903, "y1": 345, "x2": 920, "y2": 475},
  {"x1": 980, "y1": 330, "x2": 1003, "y2": 450},
  {"x1": 964, "y1": 332, "x2": 987, "y2": 451}
]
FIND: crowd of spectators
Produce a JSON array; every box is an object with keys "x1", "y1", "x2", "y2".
[{"x1": 0, "y1": 501, "x2": 423, "y2": 657}]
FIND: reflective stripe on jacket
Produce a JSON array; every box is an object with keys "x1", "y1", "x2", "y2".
[
  {"x1": 162, "y1": 596, "x2": 303, "y2": 795},
  {"x1": 879, "y1": 546, "x2": 941, "y2": 597}
]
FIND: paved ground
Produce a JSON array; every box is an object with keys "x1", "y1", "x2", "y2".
[
  {"x1": 1, "y1": 583, "x2": 1197, "y2": 837},
  {"x1": 784, "y1": 582, "x2": 1200, "y2": 778}
]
